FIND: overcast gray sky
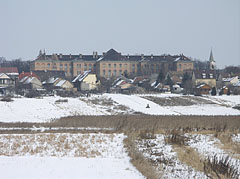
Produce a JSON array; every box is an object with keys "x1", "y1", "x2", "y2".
[{"x1": 0, "y1": 0, "x2": 239, "y2": 68}]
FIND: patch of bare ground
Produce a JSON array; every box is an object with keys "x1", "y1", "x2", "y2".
[
  {"x1": 124, "y1": 132, "x2": 159, "y2": 179},
  {"x1": 214, "y1": 131, "x2": 240, "y2": 159},
  {"x1": 142, "y1": 96, "x2": 217, "y2": 106},
  {"x1": 80, "y1": 97, "x2": 135, "y2": 114}
]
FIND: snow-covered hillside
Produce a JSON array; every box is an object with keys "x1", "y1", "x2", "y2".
[
  {"x1": 0, "y1": 94, "x2": 239, "y2": 123},
  {"x1": 0, "y1": 133, "x2": 143, "y2": 179}
]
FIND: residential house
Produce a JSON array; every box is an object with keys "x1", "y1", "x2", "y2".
[
  {"x1": 222, "y1": 76, "x2": 239, "y2": 87},
  {"x1": 0, "y1": 67, "x2": 19, "y2": 80},
  {"x1": 54, "y1": 79, "x2": 74, "y2": 91},
  {"x1": 72, "y1": 71, "x2": 99, "y2": 91},
  {"x1": 18, "y1": 76, "x2": 43, "y2": 90},
  {"x1": 192, "y1": 70, "x2": 216, "y2": 88},
  {"x1": 18, "y1": 72, "x2": 42, "y2": 90},
  {"x1": 0, "y1": 73, "x2": 15, "y2": 95},
  {"x1": 194, "y1": 83, "x2": 212, "y2": 95}
]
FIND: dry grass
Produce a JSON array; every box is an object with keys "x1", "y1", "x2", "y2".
[
  {"x1": 174, "y1": 145, "x2": 205, "y2": 174},
  {"x1": 203, "y1": 155, "x2": 240, "y2": 179},
  {"x1": 1, "y1": 115, "x2": 239, "y2": 133},
  {"x1": 124, "y1": 132, "x2": 159, "y2": 179},
  {"x1": 214, "y1": 131, "x2": 240, "y2": 159}
]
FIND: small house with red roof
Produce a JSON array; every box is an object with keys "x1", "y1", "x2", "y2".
[{"x1": 0, "y1": 67, "x2": 19, "y2": 79}]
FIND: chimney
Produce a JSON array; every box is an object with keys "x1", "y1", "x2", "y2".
[{"x1": 102, "y1": 52, "x2": 106, "y2": 56}]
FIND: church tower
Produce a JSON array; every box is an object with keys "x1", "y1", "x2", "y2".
[{"x1": 209, "y1": 49, "x2": 216, "y2": 70}]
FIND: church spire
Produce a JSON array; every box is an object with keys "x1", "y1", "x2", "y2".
[
  {"x1": 209, "y1": 48, "x2": 215, "y2": 62},
  {"x1": 209, "y1": 48, "x2": 216, "y2": 70}
]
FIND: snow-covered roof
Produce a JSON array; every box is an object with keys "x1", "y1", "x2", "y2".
[
  {"x1": 222, "y1": 76, "x2": 238, "y2": 82},
  {"x1": 72, "y1": 71, "x2": 91, "y2": 83},
  {"x1": 233, "y1": 81, "x2": 240, "y2": 87},
  {"x1": 55, "y1": 80, "x2": 66, "y2": 87},
  {"x1": 46, "y1": 77, "x2": 59, "y2": 84},
  {"x1": 174, "y1": 57, "x2": 181, "y2": 62}
]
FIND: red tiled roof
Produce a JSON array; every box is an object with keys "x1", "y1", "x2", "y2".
[
  {"x1": 19, "y1": 72, "x2": 40, "y2": 80},
  {"x1": 0, "y1": 67, "x2": 18, "y2": 74}
]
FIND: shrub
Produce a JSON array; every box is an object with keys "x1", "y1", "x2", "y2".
[
  {"x1": 55, "y1": 99, "x2": 68, "y2": 103},
  {"x1": 164, "y1": 129, "x2": 188, "y2": 146},
  {"x1": 0, "y1": 96, "x2": 13, "y2": 102},
  {"x1": 138, "y1": 129, "x2": 156, "y2": 139},
  {"x1": 25, "y1": 90, "x2": 41, "y2": 98},
  {"x1": 203, "y1": 155, "x2": 239, "y2": 178}
]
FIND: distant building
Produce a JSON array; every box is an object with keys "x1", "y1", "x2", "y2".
[
  {"x1": 192, "y1": 70, "x2": 216, "y2": 88},
  {"x1": 72, "y1": 71, "x2": 99, "y2": 91},
  {"x1": 30, "y1": 49, "x2": 194, "y2": 78},
  {"x1": 0, "y1": 67, "x2": 19, "y2": 79},
  {"x1": 0, "y1": 73, "x2": 15, "y2": 95}
]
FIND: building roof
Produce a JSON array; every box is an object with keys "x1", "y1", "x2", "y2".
[
  {"x1": 222, "y1": 76, "x2": 238, "y2": 82},
  {"x1": 55, "y1": 80, "x2": 67, "y2": 87},
  {"x1": 19, "y1": 72, "x2": 40, "y2": 80},
  {"x1": 193, "y1": 70, "x2": 216, "y2": 79},
  {"x1": 72, "y1": 71, "x2": 91, "y2": 83},
  {"x1": 33, "y1": 70, "x2": 65, "y2": 82},
  {"x1": 196, "y1": 83, "x2": 211, "y2": 89},
  {"x1": 0, "y1": 73, "x2": 11, "y2": 79},
  {"x1": 34, "y1": 48, "x2": 193, "y2": 64},
  {"x1": 19, "y1": 76, "x2": 39, "y2": 84},
  {"x1": 0, "y1": 67, "x2": 19, "y2": 74}
]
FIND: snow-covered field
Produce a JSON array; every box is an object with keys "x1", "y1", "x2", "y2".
[
  {"x1": 0, "y1": 94, "x2": 239, "y2": 123},
  {"x1": 0, "y1": 133, "x2": 143, "y2": 179},
  {"x1": 187, "y1": 134, "x2": 240, "y2": 176},
  {"x1": 136, "y1": 134, "x2": 207, "y2": 178}
]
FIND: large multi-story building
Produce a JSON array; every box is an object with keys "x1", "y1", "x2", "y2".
[{"x1": 30, "y1": 48, "x2": 194, "y2": 78}]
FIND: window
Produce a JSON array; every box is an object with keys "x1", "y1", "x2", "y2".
[
  {"x1": 114, "y1": 64, "x2": 116, "y2": 68},
  {"x1": 64, "y1": 64, "x2": 68, "y2": 71},
  {"x1": 47, "y1": 63, "x2": 50, "y2": 68},
  {"x1": 84, "y1": 64, "x2": 87, "y2": 71},
  {"x1": 114, "y1": 70, "x2": 117, "y2": 76},
  {"x1": 202, "y1": 73, "x2": 206, "y2": 78},
  {"x1": 119, "y1": 64, "x2": 122, "y2": 68},
  {"x1": 119, "y1": 70, "x2": 122, "y2": 75},
  {"x1": 60, "y1": 64, "x2": 63, "y2": 69},
  {"x1": 108, "y1": 64, "x2": 111, "y2": 68},
  {"x1": 108, "y1": 70, "x2": 111, "y2": 76},
  {"x1": 209, "y1": 74, "x2": 213, "y2": 78},
  {"x1": 89, "y1": 64, "x2": 92, "y2": 70},
  {"x1": 103, "y1": 70, "x2": 106, "y2": 76},
  {"x1": 77, "y1": 64, "x2": 81, "y2": 69},
  {"x1": 53, "y1": 63, "x2": 57, "y2": 69},
  {"x1": 102, "y1": 63, "x2": 106, "y2": 68}
]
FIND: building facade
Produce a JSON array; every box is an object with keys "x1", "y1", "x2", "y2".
[{"x1": 30, "y1": 49, "x2": 194, "y2": 78}]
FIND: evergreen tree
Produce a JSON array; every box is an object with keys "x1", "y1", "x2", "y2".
[
  {"x1": 211, "y1": 87, "x2": 216, "y2": 96},
  {"x1": 156, "y1": 72, "x2": 164, "y2": 84},
  {"x1": 227, "y1": 88, "x2": 231, "y2": 95}
]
